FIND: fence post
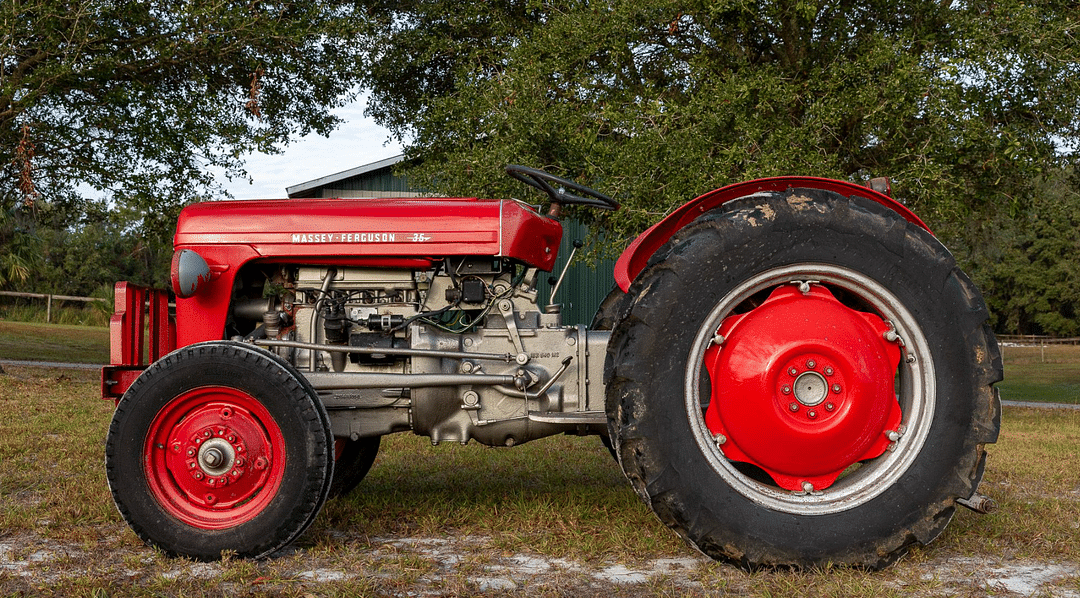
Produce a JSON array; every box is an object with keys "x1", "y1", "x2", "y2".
[{"x1": 46, "y1": 295, "x2": 52, "y2": 324}]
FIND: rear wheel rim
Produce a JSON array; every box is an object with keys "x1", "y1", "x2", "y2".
[
  {"x1": 144, "y1": 387, "x2": 286, "y2": 529},
  {"x1": 685, "y1": 264, "x2": 935, "y2": 515}
]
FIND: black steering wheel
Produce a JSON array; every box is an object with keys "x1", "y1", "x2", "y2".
[{"x1": 505, "y1": 165, "x2": 619, "y2": 214}]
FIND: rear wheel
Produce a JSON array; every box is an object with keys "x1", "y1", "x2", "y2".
[
  {"x1": 606, "y1": 188, "x2": 1001, "y2": 568},
  {"x1": 329, "y1": 436, "x2": 381, "y2": 498},
  {"x1": 106, "y1": 341, "x2": 334, "y2": 560}
]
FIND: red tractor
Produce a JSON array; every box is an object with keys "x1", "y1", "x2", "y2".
[{"x1": 102, "y1": 166, "x2": 1000, "y2": 568}]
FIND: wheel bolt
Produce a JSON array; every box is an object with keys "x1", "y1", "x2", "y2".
[
  {"x1": 824, "y1": 366, "x2": 834, "y2": 376},
  {"x1": 806, "y1": 359, "x2": 816, "y2": 369},
  {"x1": 832, "y1": 384, "x2": 842, "y2": 393},
  {"x1": 788, "y1": 367, "x2": 799, "y2": 376},
  {"x1": 789, "y1": 402, "x2": 800, "y2": 412},
  {"x1": 187, "y1": 448, "x2": 196, "y2": 457},
  {"x1": 825, "y1": 402, "x2": 835, "y2": 412},
  {"x1": 781, "y1": 385, "x2": 792, "y2": 395},
  {"x1": 807, "y1": 410, "x2": 817, "y2": 419}
]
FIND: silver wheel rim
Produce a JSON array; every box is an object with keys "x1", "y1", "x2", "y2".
[{"x1": 684, "y1": 263, "x2": 935, "y2": 515}]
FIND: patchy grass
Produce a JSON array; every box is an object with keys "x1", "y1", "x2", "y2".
[{"x1": 0, "y1": 365, "x2": 1078, "y2": 596}]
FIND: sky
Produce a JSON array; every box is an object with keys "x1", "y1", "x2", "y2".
[{"x1": 215, "y1": 98, "x2": 403, "y2": 199}]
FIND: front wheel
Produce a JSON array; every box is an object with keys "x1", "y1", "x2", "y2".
[
  {"x1": 106, "y1": 342, "x2": 334, "y2": 560},
  {"x1": 605, "y1": 188, "x2": 1001, "y2": 568}
]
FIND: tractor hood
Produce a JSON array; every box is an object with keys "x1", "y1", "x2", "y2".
[{"x1": 174, "y1": 196, "x2": 563, "y2": 271}]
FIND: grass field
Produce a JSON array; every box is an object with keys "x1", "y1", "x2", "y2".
[
  {"x1": 0, "y1": 320, "x2": 109, "y2": 364},
  {"x1": 0, "y1": 365, "x2": 1077, "y2": 596},
  {"x1": 997, "y1": 343, "x2": 1080, "y2": 404}
]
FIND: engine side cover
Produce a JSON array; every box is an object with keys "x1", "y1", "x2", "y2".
[{"x1": 174, "y1": 197, "x2": 563, "y2": 272}]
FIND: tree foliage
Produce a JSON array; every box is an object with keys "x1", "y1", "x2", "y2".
[
  {"x1": 959, "y1": 168, "x2": 1080, "y2": 336},
  {"x1": 1, "y1": 0, "x2": 365, "y2": 287},
  {"x1": 357, "y1": 0, "x2": 1080, "y2": 248},
  {"x1": 355, "y1": 0, "x2": 1080, "y2": 333},
  {"x1": 3, "y1": 0, "x2": 365, "y2": 206}
]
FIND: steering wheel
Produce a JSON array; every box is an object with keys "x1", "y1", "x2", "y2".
[{"x1": 505, "y1": 165, "x2": 619, "y2": 215}]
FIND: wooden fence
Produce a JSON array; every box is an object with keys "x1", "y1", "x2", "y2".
[
  {"x1": 0, "y1": 290, "x2": 108, "y2": 323},
  {"x1": 997, "y1": 334, "x2": 1080, "y2": 346}
]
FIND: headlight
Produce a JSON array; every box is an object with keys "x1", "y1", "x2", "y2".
[{"x1": 171, "y1": 249, "x2": 211, "y2": 298}]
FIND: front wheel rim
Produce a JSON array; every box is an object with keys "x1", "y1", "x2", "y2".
[
  {"x1": 144, "y1": 387, "x2": 286, "y2": 529},
  {"x1": 685, "y1": 264, "x2": 935, "y2": 515}
]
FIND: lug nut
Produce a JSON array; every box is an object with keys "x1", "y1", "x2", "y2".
[
  {"x1": 824, "y1": 366, "x2": 834, "y2": 376},
  {"x1": 789, "y1": 402, "x2": 800, "y2": 412},
  {"x1": 781, "y1": 385, "x2": 792, "y2": 395},
  {"x1": 807, "y1": 410, "x2": 817, "y2": 419},
  {"x1": 832, "y1": 384, "x2": 842, "y2": 393},
  {"x1": 789, "y1": 367, "x2": 799, "y2": 376},
  {"x1": 806, "y1": 359, "x2": 816, "y2": 369},
  {"x1": 825, "y1": 402, "x2": 835, "y2": 412}
]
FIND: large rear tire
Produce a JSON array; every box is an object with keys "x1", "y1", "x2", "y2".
[
  {"x1": 605, "y1": 188, "x2": 1001, "y2": 568},
  {"x1": 329, "y1": 436, "x2": 381, "y2": 498},
  {"x1": 106, "y1": 341, "x2": 335, "y2": 560}
]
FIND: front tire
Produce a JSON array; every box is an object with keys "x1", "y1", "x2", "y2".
[
  {"x1": 106, "y1": 341, "x2": 334, "y2": 560},
  {"x1": 606, "y1": 188, "x2": 1001, "y2": 568}
]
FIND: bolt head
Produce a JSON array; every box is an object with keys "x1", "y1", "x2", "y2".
[
  {"x1": 788, "y1": 367, "x2": 799, "y2": 376},
  {"x1": 788, "y1": 402, "x2": 800, "y2": 412},
  {"x1": 832, "y1": 384, "x2": 842, "y2": 393},
  {"x1": 781, "y1": 385, "x2": 792, "y2": 395},
  {"x1": 825, "y1": 402, "x2": 835, "y2": 411},
  {"x1": 824, "y1": 366, "x2": 834, "y2": 376},
  {"x1": 806, "y1": 359, "x2": 816, "y2": 369}
]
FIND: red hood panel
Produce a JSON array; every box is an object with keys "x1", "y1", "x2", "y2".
[{"x1": 174, "y1": 197, "x2": 563, "y2": 271}]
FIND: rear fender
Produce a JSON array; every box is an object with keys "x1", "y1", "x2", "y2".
[{"x1": 614, "y1": 176, "x2": 931, "y2": 291}]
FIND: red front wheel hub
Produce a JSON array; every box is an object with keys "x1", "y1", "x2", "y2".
[
  {"x1": 703, "y1": 284, "x2": 903, "y2": 491},
  {"x1": 144, "y1": 387, "x2": 285, "y2": 529}
]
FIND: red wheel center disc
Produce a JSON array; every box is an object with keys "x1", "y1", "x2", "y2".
[
  {"x1": 703, "y1": 284, "x2": 902, "y2": 491},
  {"x1": 144, "y1": 387, "x2": 286, "y2": 529}
]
